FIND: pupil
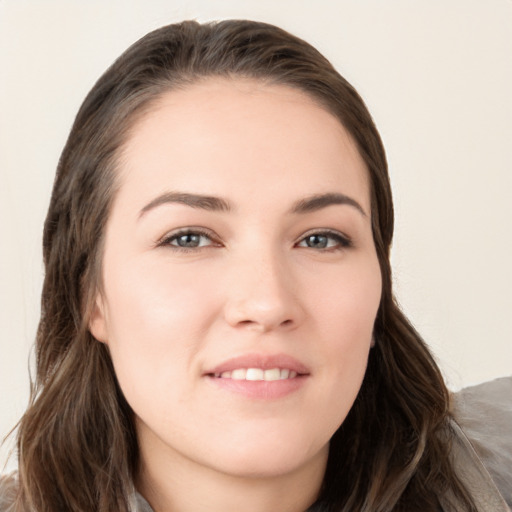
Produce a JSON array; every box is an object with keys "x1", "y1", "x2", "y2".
[
  {"x1": 178, "y1": 234, "x2": 200, "y2": 247},
  {"x1": 307, "y1": 235, "x2": 327, "y2": 248}
]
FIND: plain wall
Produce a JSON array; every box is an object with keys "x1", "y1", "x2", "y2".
[{"x1": 1, "y1": 0, "x2": 511, "y2": 471}]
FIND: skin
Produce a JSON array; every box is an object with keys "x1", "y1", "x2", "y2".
[{"x1": 90, "y1": 78, "x2": 382, "y2": 512}]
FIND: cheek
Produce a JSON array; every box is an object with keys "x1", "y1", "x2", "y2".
[
  {"x1": 105, "y1": 255, "x2": 219, "y2": 336},
  {"x1": 309, "y1": 255, "x2": 381, "y2": 342},
  {"x1": 101, "y1": 259, "x2": 219, "y2": 401},
  {"x1": 308, "y1": 257, "x2": 381, "y2": 420}
]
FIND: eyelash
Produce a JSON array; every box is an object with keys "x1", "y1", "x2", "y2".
[
  {"x1": 296, "y1": 230, "x2": 353, "y2": 251},
  {"x1": 158, "y1": 228, "x2": 353, "y2": 253},
  {"x1": 158, "y1": 227, "x2": 220, "y2": 253}
]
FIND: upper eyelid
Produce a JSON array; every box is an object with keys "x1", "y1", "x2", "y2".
[
  {"x1": 296, "y1": 228, "x2": 351, "y2": 242},
  {"x1": 157, "y1": 227, "x2": 219, "y2": 246},
  {"x1": 299, "y1": 227, "x2": 347, "y2": 236}
]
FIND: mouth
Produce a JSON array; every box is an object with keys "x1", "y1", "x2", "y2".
[
  {"x1": 204, "y1": 354, "x2": 309, "y2": 399},
  {"x1": 209, "y1": 367, "x2": 300, "y2": 381}
]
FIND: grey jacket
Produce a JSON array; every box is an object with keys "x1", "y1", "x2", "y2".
[
  {"x1": 442, "y1": 376, "x2": 511, "y2": 511},
  {"x1": 2, "y1": 377, "x2": 511, "y2": 511}
]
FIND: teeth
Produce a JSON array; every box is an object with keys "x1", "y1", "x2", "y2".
[
  {"x1": 231, "y1": 369, "x2": 247, "y2": 380},
  {"x1": 246, "y1": 368, "x2": 264, "y2": 381},
  {"x1": 264, "y1": 368, "x2": 281, "y2": 381},
  {"x1": 216, "y1": 368, "x2": 299, "y2": 381}
]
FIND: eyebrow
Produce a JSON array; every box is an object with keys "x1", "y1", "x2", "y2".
[
  {"x1": 291, "y1": 193, "x2": 367, "y2": 217},
  {"x1": 139, "y1": 191, "x2": 231, "y2": 218},
  {"x1": 138, "y1": 191, "x2": 366, "y2": 219}
]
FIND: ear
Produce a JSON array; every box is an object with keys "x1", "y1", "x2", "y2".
[{"x1": 89, "y1": 294, "x2": 109, "y2": 344}]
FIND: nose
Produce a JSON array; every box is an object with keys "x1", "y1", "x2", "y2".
[{"x1": 223, "y1": 250, "x2": 304, "y2": 333}]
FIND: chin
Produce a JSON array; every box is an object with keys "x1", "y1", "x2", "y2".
[{"x1": 205, "y1": 434, "x2": 330, "y2": 479}]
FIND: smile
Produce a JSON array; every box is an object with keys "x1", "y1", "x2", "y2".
[
  {"x1": 205, "y1": 354, "x2": 309, "y2": 399},
  {"x1": 213, "y1": 368, "x2": 298, "y2": 381}
]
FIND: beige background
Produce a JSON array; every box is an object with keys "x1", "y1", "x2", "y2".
[{"x1": 1, "y1": 0, "x2": 511, "y2": 471}]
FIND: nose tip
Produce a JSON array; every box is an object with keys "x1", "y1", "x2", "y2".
[{"x1": 223, "y1": 262, "x2": 303, "y2": 333}]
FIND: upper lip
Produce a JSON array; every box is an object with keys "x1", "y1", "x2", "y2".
[{"x1": 205, "y1": 353, "x2": 310, "y2": 376}]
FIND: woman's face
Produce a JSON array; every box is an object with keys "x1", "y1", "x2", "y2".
[{"x1": 90, "y1": 79, "x2": 381, "y2": 480}]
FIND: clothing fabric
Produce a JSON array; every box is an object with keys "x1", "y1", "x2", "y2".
[
  {"x1": 1, "y1": 377, "x2": 511, "y2": 511},
  {"x1": 452, "y1": 376, "x2": 512, "y2": 509},
  {"x1": 445, "y1": 376, "x2": 512, "y2": 511}
]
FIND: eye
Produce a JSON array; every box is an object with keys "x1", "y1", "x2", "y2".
[
  {"x1": 296, "y1": 231, "x2": 352, "y2": 251},
  {"x1": 158, "y1": 228, "x2": 220, "y2": 251}
]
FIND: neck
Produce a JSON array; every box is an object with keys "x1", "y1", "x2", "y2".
[{"x1": 135, "y1": 443, "x2": 327, "y2": 512}]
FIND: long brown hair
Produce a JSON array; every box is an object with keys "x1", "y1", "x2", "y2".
[{"x1": 14, "y1": 20, "x2": 476, "y2": 511}]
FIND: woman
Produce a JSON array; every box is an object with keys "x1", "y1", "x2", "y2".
[{"x1": 1, "y1": 19, "x2": 510, "y2": 512}]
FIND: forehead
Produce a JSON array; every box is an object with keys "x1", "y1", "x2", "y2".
[{"x1": 116, "y1": 78, "x2": 370, "y2": 213}]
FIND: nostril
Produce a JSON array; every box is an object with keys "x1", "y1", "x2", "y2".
[
  {"x1": 224, "y1": 291, "x2": 303, "y2": 331},
  {"x1": 235, "y1": 318, "x2": 294, "y2": 330}
]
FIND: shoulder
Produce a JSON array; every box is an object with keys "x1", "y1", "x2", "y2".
[
  {"x1": 451, "y1": 376, "x2": 512, "y2": 510},
  {"x1": 135, "y1": 492, "x2": 154, "y2": 512},
  {"x1": 0, "y1": 473, "x2": 149, "y2": 512},
  {"x1": 0, "y1": 472, "x2": 17, "y2": 512}
]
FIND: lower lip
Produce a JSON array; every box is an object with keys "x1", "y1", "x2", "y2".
[{"x1": 206, "y1": 375, "x2": 308, "y2": 399}]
